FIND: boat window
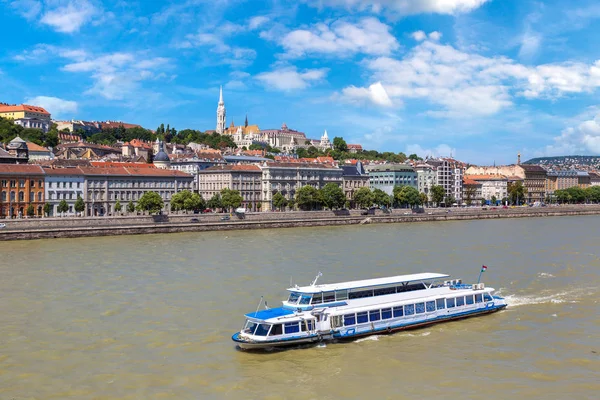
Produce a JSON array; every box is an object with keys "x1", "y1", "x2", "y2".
[
  {"x1": 397, "y1": 283, "x2": 426, "y2": 293},
  {"x1": 312, "y1": 293, "x2": 323, "y2": 304},
  {"x1": 465, "y1": 295, "x2": 474, "y2": 305},
  {"x1": 415, "y1": 303, "x2": 425, "y2": 314},
  {"x1": 357, "y1": 312, "x2": 368, "y2": 323},
  {"x1": 299, "y1": 294, "x2": 312, "y2": 305},
  {"x1": 393, "y1": 306, "x2": 404, "y2": 317},
  {"x1": 447, "y1": 298, "x2": 456, "y2": 308},
  {"x1": 336, "y1": 290, "x2": 348, "y2": 301},
  {"x1": 456, "y1": 297, "x2": 465, "y2": 307},
  {"x1": 475, "y1": 294, "x2": 483, "y2": 303},
  {"x1": 369, "y1": 310, "x2": 381, "y2": 321},
  {"x1": 374, "y1": 286, "x2": 396, "y2": 296},
  {"x1": 483, "y1": 293, "x2": 493, "y2": 302},
  {"x1": 269, "y1": 324, "x2": 283, "y2": 336},
  {"x1": 284, "y1": 322, "x2": 300, "y2": 334},
  {"x1": 255, "y1": 324, "x2": 271, "y2": 336},
  {"x1": 405, "y1": 304, "x2": 415, "y2": 315},
  {"x1": 381, "y1": 308, "x2": 392, "y2": 319},
  {"x1": 344, "y1": 314, "x2": 356, "y2": 326},
  {"x1": 349, "y1": 289, "x2": 373, "y2": 299},
  {"x1": 426, "y1": 301, "x2": 436, "y2": 312},
  {"x1": 288, "y1": 292, "x2": 300, "y2": 304},
  {"x1": 245, "y1": 321, "x2": 258, "y2": 335},
  {"x1": 323, "y1": 291, "x2": 336, "y2": 303},
  {"x1": 301, "y1": 320, "x2": 314, "y2": 331},
  {"x1": 436, "y1": 298, "x2": 445, "y2": 309}
]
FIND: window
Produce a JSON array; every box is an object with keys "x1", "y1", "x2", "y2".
[
  {"x1": 299, "y1": 294, "x2": 312, "y2": 305},
  {"x1": 349, "y1": 289, "x2": 373, "y2": 299},
  {"x1": 287, "y1": 292, "x2": 300, "y2": 304},
  {"x1": 19, "y1": 180, "x2": 25, "y2": 188},
  {"x1": 475, "y1": 294, "x2": 483, "y2": 303},
  {"x1": 245, "y1": 321, "x2": 258, "y2": 335},
  {"x1": 447, "y1": 298, "x2": 455, "y2": 308},
  {"x1": 269, "y1": 324, "x2": 282, "y2": 336},
  {"x1": 1, "y1": 180, "x2": 6, "y2": 188},
  {"x1": 356, "y1": 312, "x2": 368, "y2": 323},
  {"x1": 311, "y1": 293, "x2": 322, "y2": 304},
  {"x1": 335, "y1": 289, "x2": 348, "y2": 301},
  {"x1": 344, "y1": 314, "x2": 356, "y2": 326},
  {"x1": 30, "y1": 180, "x2": 35, "y2": 187},
  {"x1": 393, "y1": 306, "x2": 404, "y2": 317},
  {"x1": 404, "y1": 304, "x2": 415, "y2": 315},
  {"x1": 19, "y1": 192, "x2": 24, "y2": 201},
  {"x1": 254, "y1": 324, "x2": 270, "y2": 336},
  {"x1": 436, "y1": 298, "x2": 445, "y2": 309},
  {"x1": 38, "y1": 192, "x2": 42, "y2": 202},
  {"x1": 381, "y1": 308, "x2": 392, "y2": 319},
  {"x1": 426, "y1": 301, "x2": 436, "y2": 312},
  {"x1": 284, "y1": 322, "x2": 300, "y2": 334},
  {"x1": 415, "y1": 303, "x2": 425, "y2": 314},
  {"x1": 29, "y1": 192, "x2": 34, "y2": 202},
  {"x1": 456, "y1": 297, "x2": 465, "y2": 307},
  {"x1": 483, "y1": 293, "x2": 493, "y2": 302},
  {"x1": 0, "y1": 192, "x2": 5, "y2": 201},
  {"x1": 465, "y1": 295, "x2": 474, "y2": 305},
  {"x1": 369, "y1": 310, "x2": 381, "y2": 321},
  {"x1": 301, "y1": 320, "x2": 314, "y2": 331},
  {"x1": 323, "y1": 292, "x2": 335, "y2": 303}
]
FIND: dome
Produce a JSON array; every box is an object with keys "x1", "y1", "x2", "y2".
[
  {"x1": 8, "y1": 136, "x2": 27, "y2": 150},
  {"x1": 154, "y1": 150, "x2": 170, "y2": 162}
]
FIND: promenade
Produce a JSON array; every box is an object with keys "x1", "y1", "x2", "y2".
[{"x1": 0, "y1": 205, "x2": 598, "y2": 241}]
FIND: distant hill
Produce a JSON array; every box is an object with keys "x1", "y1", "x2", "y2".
[{"x1": 524, "y1": 155, "x2": 600, "y2": 170}]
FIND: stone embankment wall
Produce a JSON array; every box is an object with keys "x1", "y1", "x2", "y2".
[{"x1": 1, "y1": 206, "x2": 599, "y2": 241}]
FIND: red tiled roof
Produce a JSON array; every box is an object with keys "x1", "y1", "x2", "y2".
[
  {"x1": 26, "y1": 141, "x2": 50, "y2": 152},
  {"x1": 347, "y1": 144, "x2": 363, "y2": 149},
  {"x1": 41, "y1": 167, "x2": 84, "y2": 175},
  {"x1": 0, "y1": 164, "x2": 45, "y2": 175},
  {"x1": 124, "y1": 168, "x2": 192, "y2": 177},
  {"x1": 201, "y1": 164, "x2": 261, "y2": 172},
  {"x1": 265, "y1": 162, "x2": 337, "y2": 169},
  {"x1": 0, "y1": 104, "x2": 50, "y2": 115},
  {"x1": 463, "y1": 178, "x2": 481, "y2": 186},
  {"x1": 124, "y1": 138, "x2": 152, "y2": 149},
  {"x1": 90, "y1": 161, "x2": 155, "y2": 168},
  {"x1": 465, "y1": 174, "x2": 507, "y2": 181}
]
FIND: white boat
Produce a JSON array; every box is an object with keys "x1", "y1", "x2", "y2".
[{"x1": 232, "y1": 271, "x2": 507, "y2": 350}]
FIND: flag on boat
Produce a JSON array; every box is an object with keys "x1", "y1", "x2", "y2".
[{"x1": 481, "y1": 265, "x2": 488, "y2": 272}]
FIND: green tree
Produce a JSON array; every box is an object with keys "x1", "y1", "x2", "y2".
[
  {"x1": 420, "y1": 192, "x2": 428, "y2": 206},
  {"x1": 585, "y1": 186, "x2": 600, "y2": 203},
  {"x1": 372, "y1": 188, "x2": 391, "y2": 207},
  {"x1": 220, "y1": 188, "x2": 243, "y2": 211},
  {"x1": 136, "y1": 191, "x2": 164, "y2": 214},
  {"x1": 186, "y1": 193, "x2": 205, "y2": 212},
  {"x1": 171, "y1": 190, "x2": 193, "y2": 212},
  {"x1": 319, "y1": 183, "x2": 346, "y2": 210},
  {"x1": 43, "y1": 202, "x2": 52, "y2": 217},
  {"x1": 272, "y1": 192, "x2": 288, "y2": 211},
  {"x1": 464, "y1": 186, "x2": 476, "y2": 206},
  {"x1": 287, "y1": 198, "x2": 296, "y2": 211},
  {"x1": 445, "y1": 195, "x2": 456, "y2": 206},
  {"x1": 491, "y1": 195, "x2": 497, "y2": 205},
  {"x1": 74, "y1": 195, "x2": 85, "y2": 215},
  {"x1": 507, "y1": 181, "x2": 527, "y2": 205},
  {"x1": 296, "y1": 185, "x2": 321, "y2": 210},
  {"x1": 127, "y1": 200, "x2": 135, "y2": 213},
  {"x1": 394, "y1": 185, "x2": 422, "y2": 208},
  {"x1": 333, "y1": 137, "x2": 348, "y2": 152},
  {"x1": 207, "y1": 193, "x2": 222, "y2": 210},
  {"x1": 353, "y1": 187, "x2": 374, "y2": 209},
  {"x1": 115, "y1": 200, "x2": 122, "y2": 214},
  {"x1": 57, "y1": 199, "x2": 69, "y2": 215},
  {"x1": 481, "y1": 198, "x2": 487, "y2": 206},
  {"x1": 26, "y1": 204, "x2": 35, "y2": 217},
  {"x1": 431, "y1": 185, "x2": 445, "y2": 207}
]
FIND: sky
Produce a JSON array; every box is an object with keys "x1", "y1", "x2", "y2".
[{"x1": 2, "y1": 0, "x2": 600, "y2": 164}]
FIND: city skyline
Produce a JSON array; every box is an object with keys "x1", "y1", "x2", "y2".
[{"x1": 2, "y1": 0, "x2": 600, "y2": 164}]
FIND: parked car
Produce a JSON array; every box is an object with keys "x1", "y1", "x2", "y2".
[
  {"x1": 190, "y1": 218, "x2": 200, "y2": 223},
  {"x1": 220, "y1": 215, "x2": 230, "y2": 221},
  {"x1": 0, "y1": 223, "x2": 5, "y2": 229},
  {"x1": 361, "y1": 207, "x2": 376, "y2": 215},
  {"x1": 502, "y1": 205, "x2": 508, "y2": 209},
  {"x1": 203, "y1": 208, "x2": 213, "y2": 213}
]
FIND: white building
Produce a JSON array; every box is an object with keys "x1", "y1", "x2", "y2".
[
  {"x1": 415, "y1": 163, "x2": 437, "y2": 202},
  {"x1": 319, "y1": 130, "x2": 333, "y2": 150},
  {"x1": 465, "y1": 174, "x2": 508, "y2": 203},
  {"x1": 43, "y1": 168, "x2": 85, "y2": 216}
]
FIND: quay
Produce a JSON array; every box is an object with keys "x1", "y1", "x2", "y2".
[{"x1": 0, "y1": 205, "x2": 598, "y2": 241}]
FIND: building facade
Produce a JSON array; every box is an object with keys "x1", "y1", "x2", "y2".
[
  {"x1": 0, "y1": 104, "x2": 51, "y2": 133},
  {"x1": 0, "y1": 165, "x2": 45, "y2": 218},
  {"x1": 367, "y1": 164, "x2": 417, "y2": 195},
  {"x1": 464, "y1": 175, "x2": 508, "y2": 203},
  {"x1": 415, "y1": 163, "x2": 437, "y2": 203},
  {"x1": 44, "y1": 168, "x2": 85, "y2": 216},
  {"x1": 341, "y1": 162, "x2": 369, "y2": 207},
  {"x1": 198, "y1": 164, "x2": 262, "y2": 211}
]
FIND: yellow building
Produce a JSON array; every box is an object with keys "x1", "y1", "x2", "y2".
[{"x1": 0, "y1": 103, "x2": 51, "y2": 132}]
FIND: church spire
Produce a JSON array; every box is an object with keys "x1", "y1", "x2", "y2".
[
  {"x1": 219, "y1": 85, "x2": 224, "y2": 105},
  {"x1": 216, "y1": 86, "x2": 226, "y2": 134},
  {"x1": 245, "y1": 113, "x2": 248, "y2": 128}
]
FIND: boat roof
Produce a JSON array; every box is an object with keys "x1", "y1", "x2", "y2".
[
  {"x1": 245, "y1": 307, "x2": 294, "y2": 320},
  {"x1": 288, "y1": 272, "x2": 450, "y2": 294}
]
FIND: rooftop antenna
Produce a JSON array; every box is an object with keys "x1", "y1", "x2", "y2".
[{"x1": 311, "y1": 271, "x2": 323, "y2": 286}]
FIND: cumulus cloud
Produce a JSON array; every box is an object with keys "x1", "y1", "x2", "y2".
[
  {"x1": 41, "y1": 0, "x2": 99, "y2": 33},
  {"x1": 543, "y1": 111, "x2": 600, "y2": 155},
  {"x1": 412, "y1": 30, "x2": 426, "y2": 41},
  {"x1": 341, "y1": 81, "x2": 393, "y2": 106},
  {"x1": 309, "y1": 0, "x2": 490, "y2": 15},
  {"x1": 25, "y1": 96, "x2": 78, "y2": 118},
  {"x1": 278, "y1": 17, "x2": 399, "y2": 57},
  {"x1": 255, "y1": 67, "x2": 328, "y2": 91},
  {"x1": 429, "y1": 31, "x2": 442, "y2": 41},
  {"x1": 405, "y1": 143, "x2": 456, "y2": 158}
]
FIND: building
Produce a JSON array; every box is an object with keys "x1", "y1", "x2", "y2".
[
  {"x1": 0, "y1": 164, "x2": 45, "y2": 218},
  {"x1": 261, "y1": 123, "x2": 309, "y2": 151},
  {"x1": 55, "y1": 142, "x2": 121, "y2": 159},
  {"x1": 79, "y1": 166, "x2": 194, "y2": 216},
  {"x1": 589, "y1": 171, "x2": 600, "y2": 186},
  {"x1": 152, "y1": 139, "x2": 170, "y2": 169},
  {"x1": 122, "y1": 139, "x2": 152, "y2": 161},
  {"x1": 26, "y1": 142, "x2": 53, "y2": 161},
  {"x1": 170, "y1": 151, "x2": 226, "y2": 174},
  {"x1": 223, "y1": 120, "x2": 262, "y2": 148},
  {"x1": 43, "y1": 167, "x2": 85, "y2": 216},
  {"x1": 319, "y1": 130, "x2": 333, "y2": 150},
  {"x1": 54, "y1": 120, "x2": 100, "y2": 135},
  {"x1": 347, "y1": 144, "x2": 363, "y2": 154},
  {"x1": 198, "y1": 164, "x2": 262, "y2": 211},
  {"x1": 545, "y1": 170, "x2": 591, "y2": 198},
  {"x1": 426, "y1": 158, "x2": 463, "y2": 205},
  {"x1": 6, "y1": 136, "x2": 29, "y2": 163},
  {"x1": 414, "y1": 163, "x2": 437, "y2": 203},
  {"x1": 0, "y1": 103, "x2": 51, "y2": 133},
  {"x1": 366, "y1": 164, "x2": 417, "y2": 195},
  {"x1": 341, "y1": 162, "x2": 369, "y2": 207},
  {"x1": 259, "y1": 162, "x2": 344, "y2": 211},
  {"x1": 223, "y1": 155, "x2": 270, "y2": 164},
  {"x1": 216, "y1": 86, "x2": 226, "y2": 134},
  {"x1": 464, "y1": 175, "x2": 508, "y2": 204},
  {"x1": 462, "y1": 177, "x2": 482, "y2": 205},
  {"x1": 0, "y1": 147, "x2": 18, "y2": 164}
]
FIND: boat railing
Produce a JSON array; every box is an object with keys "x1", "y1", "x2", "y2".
[{"x1": 449, "y1": 283, "x2": 485, "y2": 290}]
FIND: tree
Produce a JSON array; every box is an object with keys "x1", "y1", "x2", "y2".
[
  {"x1": 333, "y1": 137, "x2": 348, "y2": 152},
  {"x1": 296, "y1": 185, "x2": 321, "y2": 211},
  {"x1": 43, "y1": 202, "x2": 52, "y2": 217},
  {"x1": 420, "y1": 192, "x2": 428, "y2": 206},
  {"x1": 481, "y1": 198, "x2": 487, "y2": 206},
  {"x1": 445, "y1": 195, "x2": 456, "y2": 206},
  {"x1": 585, "y1": 186, "x2": 600, "y2": 203},
  {"x1": 507, "y1": 181, "x2": 527, "y2": 205},
  {"x1": 171, "y1": 190, "x2": 193, "y2": 212},
  {"x1": 372, "y1": 188, "x2": 391, "y2": 207},
  {"x1": 319, "y1": 183, "x2": 346, "y2": 210},
  {"x1": 464, "y1": 186, "x2": 476, "y2": 206},
  {"x1": 136, "y1": 191, "x2": 164, "y2": 214},
  {"x1": 220, "y1": 188, "x2": 243, "y2": 211},
  {"x1": 185, "y1": 193, "x2": 205, "y2": 212},
  {"x1": 272, "y1": 192, "x2": 288, "y2": 211},
  {"x1": 127, "y1": 200, "x2": 135, "y2": 213},
  {"x1": 26, "y1": 204, "x2": 35, "y2": 217},
  {"x1": 491, "y1": 195, "x2": 497, "y2": 205},
  {"x1": 353, "y1": 187, "x2": 374, "y2": 209},
  {"x1": 74, "y1": 195, "x2": 85, "y2": 215},
  {"x1": 57, "y1": 199, "x2": 69, "y2": 215},
  {"x1": 287, "y1": 198, "x2": 296, "y2": 211},
  {"x1": 431, "y1": 185, "x2": 445, "y2": 207},
  {"x1": 408, "y1": 153, "x2": 421, "y2": 160},
  {"x1": 208, "y1": 193, "x2": 222, "y2": 210},
  {"x1": 394, "y1": 185, "x2": 422, "y2": 208},
  {"x1": 115, "y1": 200, "x2": 122, "y2": 214}
]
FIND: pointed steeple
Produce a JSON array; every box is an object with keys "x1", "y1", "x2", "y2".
[
  {"x1": 219, "y1": 85, "x2": 224, "y2": 105},
  {"x1": 216, "y1": 86, "x2": 226, "y2": 134},
  {"x1": 245, "y1": 113, "x2": 248, "y2": 128}
]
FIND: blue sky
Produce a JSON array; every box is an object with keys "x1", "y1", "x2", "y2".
[{"x1": 2, "y1": 0, "x2": 600, "y2": 164}]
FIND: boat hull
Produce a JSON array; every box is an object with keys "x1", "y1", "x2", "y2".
[{"x1": 232, "y1": 332, "x2": 328, "y2": 350}]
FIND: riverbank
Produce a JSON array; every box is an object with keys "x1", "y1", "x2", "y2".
[{"x1": 1, "y1": 205, "x2": 599, "y2": 241}]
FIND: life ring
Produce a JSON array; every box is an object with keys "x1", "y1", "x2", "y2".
[{"x1": 386, "y1": 326, "x2": 392, "y2": 334}]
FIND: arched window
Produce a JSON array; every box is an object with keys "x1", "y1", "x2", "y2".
[
  {"x1": 19, "y1": 191, "x2": 24, "y2": 202},
  {"x1": 1, "y1": 191, "x2": 5, "y2": 202},
  {"x1": 38, "y1": 192, "x2": 42, "y2": 201}
]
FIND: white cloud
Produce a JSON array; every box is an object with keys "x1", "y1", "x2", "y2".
[
  {"x1": 255, "y1": 67, "x2": 328, "y2": 91},
  {"x1": 341, "y1": 81, "x2": 393, "y2": 107},
  {"x1": 341, "y1": 39, "x2": 600, "y2": 117},
  {"x1": 278, "y1": 17, "x2": 399, "y2": 57},
  {"x1": 8, "y1": 0, "x2": 42, "y2": 20},
  {"x1": 309, "y1": 0, "x2": 490, "y2": 15},
  {"x1": 249, "y1": 16, "x2": 269, "y2": 30},
  {"x1": 543, "y1": 110, "x2": 600, "y2": 155},
  {"x1": 429, "y1": 31, "x2": 442, "y2": 41},
  {"x1": 518, "y1": 30, "x2": 542, "y2": 61},
  {"x1": 25, "y1": 96, "x2": 78, "y2": 118},
  {"x1": 412, "y1": 30, "x2": 426, "y2": 41},
  {"x1": 405, "y1": 143, "x2": 456, "y2": 158},
  {"x1": 40, "y1": 0, "x2": 99, "y2": 33}
]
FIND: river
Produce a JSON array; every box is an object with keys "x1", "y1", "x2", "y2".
[{"x1": 1, "y1": 216, "x2": 599, "y2": 399}]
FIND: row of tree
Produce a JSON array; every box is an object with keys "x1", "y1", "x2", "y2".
[
  {"x1": 0, "y1": 117, "x2": 59, "y2": 148},
  {"x1": 553, "y1": 186, "x2": 600, "y2": 204}
]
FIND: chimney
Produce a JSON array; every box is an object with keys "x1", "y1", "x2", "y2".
[{"x1": 517, "y1": 153, "x2": 521, "y2": 165}]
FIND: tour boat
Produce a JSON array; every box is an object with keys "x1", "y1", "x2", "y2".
[{"x1": 231, "y1": 271, "x2": 507, "y2": 350}]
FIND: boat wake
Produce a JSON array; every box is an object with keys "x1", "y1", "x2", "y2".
[
  {"x1": 355, "y1": 335, "x2": 381, "y2": 343},
  {"x1": 538, "y1": 272, "x2": 555, "y2": 278},
  {"x1": 503, "y1": 287, "x2": 596, "y2": 307}
]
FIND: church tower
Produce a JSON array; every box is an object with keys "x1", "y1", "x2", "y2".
[{"x1": 216, "y1": 86, "x2": 226, "y2": 134}]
